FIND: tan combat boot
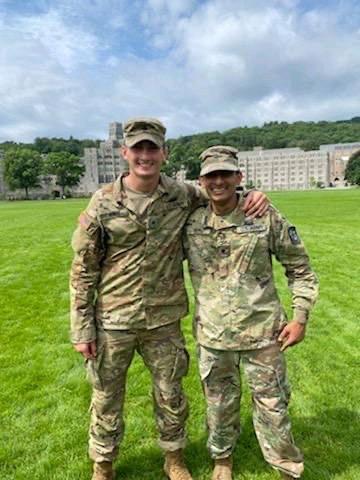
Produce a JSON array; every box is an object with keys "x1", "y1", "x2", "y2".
[
  {"x1": 164, "y1": 449, "x2": 193, "y2": 480},
  {"x1": 92, "y1": 461, "x2": 115, "y2": 480},
  {"x1": 212, "y1": 456, "x2": 233, "y2": 480}
]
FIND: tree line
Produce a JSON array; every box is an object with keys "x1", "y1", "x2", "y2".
[
  {"x1": 3, "y1": 149, "x2": 85, "y2": 199},
  {"x1": 1, "y1": 118, "x2": 360, "y2": 198},
  {"x1": 163, "y1": 117, "x2": 360, "y2": 179}
]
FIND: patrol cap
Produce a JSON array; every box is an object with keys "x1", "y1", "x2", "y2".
[
  {"x1": 200, "y1": 145, "x2": 239, "y2": 176},
  {"x1": 123, "y1": 117, "x2": 166, "y2": 148}
]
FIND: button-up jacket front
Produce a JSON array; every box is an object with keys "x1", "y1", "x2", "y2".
[{"x1": 70, "y1": 174, "x2": 204, "y2": 343}]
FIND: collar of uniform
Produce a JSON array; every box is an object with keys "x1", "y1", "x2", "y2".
[
  {"x1": 114, "y1": 172, "x2": 164, "y2": 202},
  {"x1": 114, "y1": 172, "x2": 181, "y2": 205},
  {"x1": 204, "y1": 194, "x2": 246, "y2": 230},
  {"x1": 158, "y1": 173, "x2": 184, "y2": 202}
]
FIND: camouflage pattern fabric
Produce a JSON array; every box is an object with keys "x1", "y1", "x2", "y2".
[
  {"x1": 184, "y1": 196, "x2": 319, "y2": 351},
  {"x1": 185, "y1": 194, "x2": 317, "y2": 478},
  {"x1": 70, "y1": 173, "x2": 204, "y2": 343},
  {"x1": 88, "y1": 322, "x2": 189, "y2": 462},
  {"x1": 198, "y1": 343, "x2": 303, "y2": 478}
]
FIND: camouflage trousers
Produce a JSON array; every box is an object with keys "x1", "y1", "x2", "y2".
[
  {"x1": 86, "y1": 321, "x2": 189, "y2": 463},
  {"x1": 198, "y1": 343, "x2": 304, "y2": 478}
]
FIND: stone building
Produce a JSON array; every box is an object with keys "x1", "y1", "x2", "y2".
[
  {"x1": 238, "y1": 146, "x2": 329, "y2": 190},
  {"x1": 320, "y1": 142, "x2": 360, "y2": 185},
  {"x1": 237, "y1": 142, "x2": 360, "y2": 190},
  {"x1": 1, "y1": 122, "x2": 359, "y2": 198},
  {"x1": 75, "y1": 122, "x2": 127, "y2": 196}
]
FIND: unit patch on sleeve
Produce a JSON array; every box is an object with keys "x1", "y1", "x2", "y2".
[{"x1": 288, "y1": 226, "x2": 300, "y2": 245}]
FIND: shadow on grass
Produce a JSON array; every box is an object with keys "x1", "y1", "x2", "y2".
[{"x1": 114, "y1": 408, "x2": 359, "y2": 479}]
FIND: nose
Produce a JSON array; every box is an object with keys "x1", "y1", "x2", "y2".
[
  {"x1": 213, "y1": 174, "x2": 224, "y2": 184},
  {"x1": 138, "y1": 146, "x2": 151, "y2": 158}
]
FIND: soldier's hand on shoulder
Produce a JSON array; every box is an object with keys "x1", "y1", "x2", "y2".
[
  {"x1": 73, "y1": 341, "x2": 97, "y2": 359},
  {"x1": 278, "y1": 321, "x2": 306, "y2": 352},
  {"x1": 243, "y1": 190, "x2": 269, "y2": 218}
]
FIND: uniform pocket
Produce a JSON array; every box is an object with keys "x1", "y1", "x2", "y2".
[
  {"x1": 198, "y1": 345, "x2": 216, "y2": 382},
  {"x1": 85, "y1": 345, "x2": 104, "y2": 390},
  {"x1": 169, "y1": 337, "x2": 190, "y2": 381}
]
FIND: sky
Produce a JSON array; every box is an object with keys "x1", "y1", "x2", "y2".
[{"x1": 0, "y1": 0, "x2": 360, "y2": 142}]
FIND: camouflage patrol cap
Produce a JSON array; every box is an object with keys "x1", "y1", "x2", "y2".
[
  {"x1": 200, "y1": 145, "x2": 239, "y2": 176},
  {"x1": 123, "y1": 117, "x2": 166, "y2": 148}
]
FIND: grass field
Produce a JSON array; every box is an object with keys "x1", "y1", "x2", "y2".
[{"x1": 0, "y1": 189, "x2": 359, "y2": 480}]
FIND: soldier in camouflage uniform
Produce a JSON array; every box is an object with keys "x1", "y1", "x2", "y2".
[
  {"x1": 70, "y1": 120, "x2": 268, "y2": 480},
  {"x1": 184, "y1": 146, "x2": 319, "y2": 480}
]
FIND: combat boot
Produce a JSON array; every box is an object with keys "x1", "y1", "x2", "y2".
[
  {"x1": 212, "y1": 456, "x2": 232, "y2": 480},
  {"x1": 91, "y1": 461, "x2": 115, "y2": 480},
  {"x1": 164, "y1": 449, "x2": 193, "y2": 480}
]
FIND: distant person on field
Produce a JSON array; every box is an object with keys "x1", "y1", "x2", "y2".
[
  {"x1": 184, "y1": 146, "x2": 319, "y2": 480},
  {"x1": 70, "y1": 119, "x2": 269, "y2": 480}
]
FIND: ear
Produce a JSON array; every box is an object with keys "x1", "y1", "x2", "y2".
[
  {"x1": 121, "y1": 145, "x2": 129, "y2": 161},
  {"x1": 236, "y1": 172, "x2": 242, "y2": 185},
  {"x1": 199, "y1": 176, "x2": 205, "y2": 187}
]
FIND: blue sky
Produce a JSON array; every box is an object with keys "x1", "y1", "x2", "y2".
[{"x1": 1, "y1": 0, "x2": 360, "y2": 142}]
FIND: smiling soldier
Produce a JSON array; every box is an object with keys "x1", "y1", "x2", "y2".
[
  {"x1": 184, "y1": 146, "x2": 319, "y2": 480},
  {"x1": 70, "y1": 120, "x2": 269, "y2": 480}
]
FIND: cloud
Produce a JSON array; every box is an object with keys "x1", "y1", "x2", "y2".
[{"x1": 0, "y1": 0, "x2": 360, "y2": 142}]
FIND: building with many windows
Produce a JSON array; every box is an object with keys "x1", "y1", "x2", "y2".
[
  {"x1": 1, "y1": 122, "x2": 359, "y2": 198},
  {"x1": 321, "y1": 142, "x2": 360, "y2": 185},
  {"x1": 76, "y1": 122, "x2": 127, "y2": 196},
  {"x1": 237, "y1": 142, "x2": 360, "y2": 190}
]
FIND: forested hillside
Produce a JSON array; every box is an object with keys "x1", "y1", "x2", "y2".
[
  {"x1": 164, "y1": 117, "x2": 360, "y2": 178},
  {"x1": 0, "y1": 137, "x2": 99, "y2": 155},
  {"x1": 1, "y1": 117, "x2": 360, "y2": 179}
]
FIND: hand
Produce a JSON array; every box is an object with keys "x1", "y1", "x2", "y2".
[
  {"x1": 278, "y1": 321, "x2": 306, "y2": 352},
  {"x1": 243, "y1": 190, "x2": 269, "y2": 218},
  {"x1": 74, "y1": 341, "x2": 97, "y2": 359}
]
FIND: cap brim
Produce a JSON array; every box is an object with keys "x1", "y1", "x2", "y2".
[
  {"x1": 200, "y1": 162, "x2": 239, "y2": 176},
  {"x1": 124, "y1": 133, "x2": 163, "y2": 148}
]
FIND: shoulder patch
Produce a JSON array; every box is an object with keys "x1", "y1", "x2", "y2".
[{"x1": 288, "y1": 226, "x2": 300, "y2": 245}]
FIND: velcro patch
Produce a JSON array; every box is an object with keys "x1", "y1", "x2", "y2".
[
  {"x1": 288, "y1": 226, "x2": 300, "y2": 245},
  {"x1": 236, "y1": 224, "x2": 267, "y2": 234}
]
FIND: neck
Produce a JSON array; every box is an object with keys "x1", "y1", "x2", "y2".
[
  {"x1": 124, "y1": 172, "x2": 160, "y2": 193},
  {"x1": 211, "y1": 194, "x2": 238, "y2": 215}
]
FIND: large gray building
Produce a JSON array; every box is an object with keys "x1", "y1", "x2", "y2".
[
  {"x1": 237, "y1": 142, "x2": 360, "y2": 191},
  {"x1": 75, "y1": 122, "x2": 128, "y2": 196},
  {"x1": 1, "y1": 123, "x2": 359, "y2": 198}
]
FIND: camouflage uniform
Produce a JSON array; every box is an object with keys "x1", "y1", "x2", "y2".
[
  {"x1": 184, "y1": 197, "x2": 318, "y2": 478},
  {"x1": 70, "y1": 172, "x2": 203, "y2": 462}
]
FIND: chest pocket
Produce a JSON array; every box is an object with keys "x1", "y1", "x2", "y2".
[
  {"x1": 186, "y1": 228, "x2": 215, "y2": 273},
  {"x1": 101, "y1": 210, "x2": 145, "y2": 250},
  {"x1": 232, "y1": 224, "x2": 268, "y2": 275}
]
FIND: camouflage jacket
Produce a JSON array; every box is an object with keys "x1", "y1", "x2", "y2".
[
  {"x1": 184, "y1": 196, "x2": 319, "y2": 350},
  {"x1": 70, "y1": 173, "x2": 204, "y2": 343}
]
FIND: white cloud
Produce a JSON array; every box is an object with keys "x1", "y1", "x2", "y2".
[{"x1": 0, "y1": 0, "x2": 360, "y2": 142}]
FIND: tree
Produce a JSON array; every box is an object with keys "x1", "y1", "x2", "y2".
[
  {"x1": 44, "y1": 152, "x2": 85, "y2": 196},
  {"x1": 309, "y1": 176, "x2": 316, "y2": 188},
  {"x1": 345, "y1": 149, "x2": 360, "y2": 186},
  {"x1": 4, "y1": 148, "x2": 43, "y2": 199}
]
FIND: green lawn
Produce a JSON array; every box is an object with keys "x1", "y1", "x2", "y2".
[{"x1": 0, "y1": 190, "x2": 359, "y2": 480}]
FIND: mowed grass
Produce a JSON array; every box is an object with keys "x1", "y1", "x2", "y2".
[{"x1": 0, "y1": 189, "x2": 359, "y2": 480}]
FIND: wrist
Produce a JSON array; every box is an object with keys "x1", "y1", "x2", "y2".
[{"x1": 293, "y1": 309, "x2": 308, "y2": 325}]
